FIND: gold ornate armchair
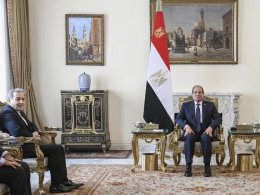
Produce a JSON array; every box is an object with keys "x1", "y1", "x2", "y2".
[
  {"x1": 0, "y1": 101, "x2": 57, "y2": 195},
  {"x1": 21, "y1": 130, "x2": 57, "y2": 195},
  {"x1": 172, "y1": 96, "x2": 225, "y2": 166}
]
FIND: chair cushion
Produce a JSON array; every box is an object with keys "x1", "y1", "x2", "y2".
[
  {"x1": 178, "y1": 141, "x2": 221, "y2": 150},
  {"x1": 22, "y1": 157, "x2": 48, "y2": 167}
]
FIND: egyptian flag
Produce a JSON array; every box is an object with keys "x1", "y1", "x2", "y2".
[{"x1": 143, "y1": 0, "x2": 174, "y2": 133}]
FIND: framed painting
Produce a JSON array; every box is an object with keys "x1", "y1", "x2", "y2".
[
  {"x1": 150, "y1": 0, "x2": 238, "y2": 64},
  {"x1": 65, "y1": 14, "x2": 104, "y2": 65}
]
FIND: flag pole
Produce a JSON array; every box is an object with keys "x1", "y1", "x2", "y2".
[
  {"x1": 153, "y1": 0, "x2": 171, "y2": 159},
  {"x1": 156, "y1": 0, "x2": 162, "y2": 12}
]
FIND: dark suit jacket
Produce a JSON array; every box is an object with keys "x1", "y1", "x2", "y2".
[
  {"x1": 1, "y1": 105, "x2": 68, "y2": 185},
  {"x1": 0, "y1": 105, "x2": 38, "y2": 137},
  {"x1": 176, "y1": 100, "x2": 222, "y2": 132}
]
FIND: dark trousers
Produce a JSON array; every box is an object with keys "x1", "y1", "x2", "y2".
[
  {"x1": 184, "y1": 131, "x2": 212, "y2": 165},
  {"x1": 0, "y1": 161, "x2": 32, "y2": 195},
  {"x1": 22, "y1": 143, "x2": 68, "y2": 186}
]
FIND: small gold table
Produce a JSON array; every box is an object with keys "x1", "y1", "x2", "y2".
[
  {"x1": 131, "y1": 129, "x2": 168, "y2": 172},
  {"x1": 227, "y1": 129, "x2": 260, "y2": 171}
]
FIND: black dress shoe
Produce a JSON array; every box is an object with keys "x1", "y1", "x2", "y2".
[
  {"x1": 184, "y1": 165, "x2": 192, "y2": 177},
  {"x1": 49, "y1": 184, "x2": 75, "y2": 193},
  {"x1": 63, "y1": 179, "x2": 84, "y2": 188},
  {"x1": 204, "y1": 165, "x2": 211, "y2": 177}
]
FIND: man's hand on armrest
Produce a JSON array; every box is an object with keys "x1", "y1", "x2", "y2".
[{"x1": 32, "y1": 131, "x2": 41, "y2": 140}]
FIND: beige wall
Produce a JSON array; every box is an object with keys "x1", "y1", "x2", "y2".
[{"x1": 28, "y1": 0, "x2": 260, "y2": 145}]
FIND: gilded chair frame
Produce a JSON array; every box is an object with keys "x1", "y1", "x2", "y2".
[{"x1": 172, "y1": 96, "x2": 225, "y2": 166}]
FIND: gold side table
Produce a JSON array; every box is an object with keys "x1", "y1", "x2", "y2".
[
  {"x1": 131, "y1": 129, "x2": 168, "y2": 172},
  {"x1": 227, "y1": 129, "x2": 260, "y2": 171}
]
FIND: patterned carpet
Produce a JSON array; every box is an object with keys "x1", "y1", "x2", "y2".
[
  {"x1": 65, "y1": 150, "x2": 132, "y2": 159},
  {"x1": 36, "y1": 164, "x2": 260, "y2": 195}
]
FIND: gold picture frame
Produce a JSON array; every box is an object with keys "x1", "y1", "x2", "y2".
[
  {"x1": 150, "y1": 0, "x2": 238, "y2": 64},
  {"x1": 65, "y1": 14, "x2": 104, "y2": 65}
]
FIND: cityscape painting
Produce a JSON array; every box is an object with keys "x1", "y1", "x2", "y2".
[
  {"x1": 150, "y1": 0, "x2": 238, "y2": 64},
  {"x1": 65, "y1": 14, "x2": 104, "y2": 65}
]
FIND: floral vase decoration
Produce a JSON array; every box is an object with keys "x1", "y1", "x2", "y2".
[{"x1": 78, "y1": 72, "x2": 91, "y2": 92}]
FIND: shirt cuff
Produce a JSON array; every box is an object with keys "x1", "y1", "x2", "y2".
[
  {"x1": 1, "y1": 151, "x2": 8, "y2": 158},
  {"x1": 0, "y1": 158, "x2": 5, "y2": 166}
]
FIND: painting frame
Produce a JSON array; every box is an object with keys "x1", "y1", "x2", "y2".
[
  {"x1": 65, "y1": 14, "x2": 104, "y2": 65},
  {"x1": 150, "y1": 0, "x2": 238, "y2": 64}
]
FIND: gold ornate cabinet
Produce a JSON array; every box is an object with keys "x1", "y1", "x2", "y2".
[{"x1": 61, "y1": 90, "x2": 111, "y2": 152}]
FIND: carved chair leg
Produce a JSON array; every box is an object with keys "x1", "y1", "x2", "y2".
[
  {"x1": 38, "y1": 170, "x2": 46, "y2": 195},
  {"x1": 173, "y1": 152, "x2": 181, "y2": 166},
  {"x1": 216, "y1": 152, "x2": 225, "y2": 166},
  {"x1": 216, "y1": 153, "x2": 221, "y2": 165},
  {"x1": 220, "y1": 152, "x2": 225, "y2": 165}
]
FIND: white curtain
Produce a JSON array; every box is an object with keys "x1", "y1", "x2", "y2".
[{"x1": 0, "y1": 0, "x2": 12, "y2": 101}]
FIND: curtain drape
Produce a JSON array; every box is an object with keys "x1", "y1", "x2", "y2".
[
  {"x1": 6, "y1": 0, "x2": 42, "y2": 129},
  {"x1": 0, "y1": 0, "x2": 12, "y2": 101}
]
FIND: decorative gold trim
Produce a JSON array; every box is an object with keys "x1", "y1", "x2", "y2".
[{"x1": 70, "y1": 95, "x2": 96, "y2": 134}]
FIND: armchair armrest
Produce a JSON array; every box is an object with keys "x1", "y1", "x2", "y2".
[
  {"x1": 213, "y1": 125, "x2": 225, "y2": 144},
  {"x1": 1, "y1": 136, "x2": 43, "y2": 160},
  {"x1": 173, "y1": 124, "x2": 182, "y2": 143},
  {"x1": 219, "y1": 125, "x2": 225, "y2": 144},
  {"x1": 17, "y1": 136, "x2": 44, "y2": 160},
  {"x1": 39, "y1": 131, "x2": 57, "y2": 136},
  {"x1": 2, "y1": 145, "x2": 23, "y2": 160},
  {"x1": 39, "y1": 131, "x2": 57, "y2": 144}
]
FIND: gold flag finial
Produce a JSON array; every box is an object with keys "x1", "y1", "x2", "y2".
[{"x1": 156, "y1": 0, "x2": 162, "y2": 12}]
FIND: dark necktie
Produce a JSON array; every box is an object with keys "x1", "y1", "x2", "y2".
[
  {"x1": 196, "y1": 103, "x2": 201, "y2": 132},
  {"x1": 17, "y1": 111, "x2": 28, "y2": 126}
]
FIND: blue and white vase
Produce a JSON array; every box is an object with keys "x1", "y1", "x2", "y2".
[{"x1": 78, "y1": 72, "x2": 91, "y2": 92}]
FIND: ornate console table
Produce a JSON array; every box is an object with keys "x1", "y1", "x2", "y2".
[
  {"x1": 227, "y1": 129, "x2": 260, "y2": 171},
  {"x1": 61, "y1": 90, "x2": 111, "y2": 152},
  {"x1": 131, "y1": 130, "x2": 168, "y2": 172}
]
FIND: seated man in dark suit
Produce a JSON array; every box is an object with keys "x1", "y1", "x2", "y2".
[
  {"x1": 0, "y1": 146, "x2": 31, "y2": 195},
  {"x1": 1, "y1": 88, "x2": 84, "y2": 193},
  {"x1": 176, "y1": 85, "x2": 222, "y2": 177}
]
